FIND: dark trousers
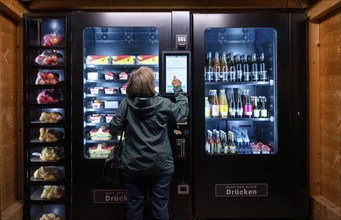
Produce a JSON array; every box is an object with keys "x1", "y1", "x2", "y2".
[{"x1": 123, "y1": 173, "x2": 172, "y2": 220}]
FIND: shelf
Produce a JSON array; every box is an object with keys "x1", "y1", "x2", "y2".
[
  {"x1": 30, "y1": 138, "x2": 66, "y2": 144},
  {"x1": 85, "y1": 94, "x2": 126, "y2": 99},
  {"x1": 205, "y1": 80, "x2": 273, "y2": 87},
  {"x1": 85, "y1": 64, "x2": 158, "y2": 70},
  {"x1": 205, "y1": 117, "x2": 273, "y2": 122},
  {"x1": 85, "y1": 108, "x2": 117, "y2": 113},
  {"x1": 85, "y1": 79, "x2": 128, "y2": 84},
  {"x1": 30, "y1": 120, "x2": 66, "y2": 126},
  {"x1": 85, "y1": 140, "x2": 119, "y2": 144},
  {"x1": 85, "y1": 122, "x2": 110, "y2": 127}
]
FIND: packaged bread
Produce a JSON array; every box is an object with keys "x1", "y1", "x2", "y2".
[
  {"x1": 39, "y1": 128, "x2": 63, "y2": 143},
  {"x1": 40, "y1": 147, "x2": 62, "y2": 161},
  {"x1": 33, "y1": 166, "x2": 63, "y2": 181},
  {"x1": 39, "y1": 112, "x2": 63, "y2": 123},
  {"x1": 40, "y1": 213, "x2": 62, "y2": 220},
  {"x1": 40, "y1": 185, "x2": 64, "y2": 200}
]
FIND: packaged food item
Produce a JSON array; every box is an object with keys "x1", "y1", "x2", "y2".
[
  {"x1": 39, "y1": 112, "x2": 63, "y2": 123},
  {"x1": 33, "y1": 166, "x2": 63, "y2": 181},
  {"x1": 36, "y1": 89, "x2": 61, "y2": 104},
  {"x1": 88, "y1": 143, "x2": 115, "y2": 158},
  {"x1": 105, "y1": 114, "x2": 114, "y2": 123},
  {"x1": 89, "y1": 114, "x2": 102, "y2": 123},
  {"x1": 39, "y1": 212, "x2": 62, "y2": 220},
  {"x1": 112, "y1": 55, "x2": 135, "y2": 64},
  {"x1": 120, "y1": 83, "x2": 128, "y2": 94},
  {"x1": 40, "y1": 185, "x2": 64, "y2": 200},
  {"x1": 43, "y1": 32, "x2": 64, "y2": 46},
  {"x1": 40, "y1": 147, "x2": 62, "y2": 161},
  {"x1": 137, "y1": 55, "x2": 158, "y2": 64},
  {"x1": 35, "y1": 71, "x2": 60, "y2": 85},
  {"x1": 39, "y1": 128, "x2": 63, "y2": 143},
  {"x1": 87, "y1": 72, "x2": 98, "y2": 80},
  {"x1": 89, "y1": 126, "x2": 112, "y2": 140},
  {"x1": 86, "y1": 55, "x2": 112, "y2": 65},
  {"x1": 119, "y1": 71, "x2": 128, "y2": 80},
  {"x1": 91, "y1": 100, "x2": 103, "y2": 108},
  {"x1": 104, "y1": 71, "x2": 116, "y2": 80},
  {"x1": 104, "y1": 101, "x2": 118, "y2": 109},
  {"x1": 35, "y1": 50, "x2": 63, "y2": 66}
]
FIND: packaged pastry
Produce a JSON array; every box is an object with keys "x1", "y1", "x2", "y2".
[
  {"x1": 39, "y1": 112, "x2": 63, "y2": 123},
  {"x1": 33, "y1": 166, "x2": 63, "y2": 181},
  {"x1": 39, "y1": 128, "x2": 63, "y2": 143},
  {"x1": 35, "y1": 71, "x2": 60, "y2": 85},
  {"x1": 112, "y1": 55, "x2": 135, "y2": 65},
  {"x1": 136, "y1": 55, "x2": 158, "y2": 64},
  {"x1": 88, "y1": 143, "x2": 115, "y2": 158},
  {"x1": 89, "y1": 126, "x2": 112, "y2": 140},
  {"x1": 86, "y1": 55, "x2": 111, "y2": 65},
  {"x1": 39, "y1": 212, "x2": 62, "y2": 220},
  {"x1": 40, "y1": 185, "x2": 64, "y2": 200},
  {"x1": 40, "y1": 147, "x2": 62, "y2": 161}
]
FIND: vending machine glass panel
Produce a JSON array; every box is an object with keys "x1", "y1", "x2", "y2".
[
  {"x1": 204, "y1": 27, "x2": 278, "y2": 155},
  {"x1": 82, "y1": 27, "x2": 159, "y2": 159}
]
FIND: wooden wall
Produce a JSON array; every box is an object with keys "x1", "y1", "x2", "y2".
[
  {"x1": 0, "y1": 1, "x2": 26, "y2": 220},
  {"x1": 308, "y1": 0, "x2": 341, "y2": 219}
]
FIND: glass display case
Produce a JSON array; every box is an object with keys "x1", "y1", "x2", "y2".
[
  {"x1": 24, "y1": 14, "x2": 70, "y2": 220},
  {"x1": 203, "y1": 27, "x2": 277, "y2": 155},
  {"x1": 82, "y1": 27, "x2": 159, "y2": 159}
]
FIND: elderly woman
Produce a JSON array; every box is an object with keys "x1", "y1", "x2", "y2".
[{"x1": 109, "y1": 66, "x2": 189, "y2": 220}]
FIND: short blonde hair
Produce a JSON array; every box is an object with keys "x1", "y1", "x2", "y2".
[{"x1": 126, "y1": 66, "x2": 155, "y2": 98}]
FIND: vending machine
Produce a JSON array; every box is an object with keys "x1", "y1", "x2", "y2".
[
  {"x1": 191, "y1": 13, "x2": 308, "y2": 219},
  {"x1": 70, "y1": 11, "x2": 192, "y2": 220},
  {"x1": 23, "y1": 13, "x2": 72, "y2": 220}
]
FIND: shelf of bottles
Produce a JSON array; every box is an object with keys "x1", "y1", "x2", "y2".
[
  {"x1": 24, "y1": 15, "x2": 70, "y2": 220},
  {"x1": 82, "y1": 27, "x2": 159, "y2": 160},
  {"x1": 204, "y1": 27, "x2": 277, "y2": 156}
]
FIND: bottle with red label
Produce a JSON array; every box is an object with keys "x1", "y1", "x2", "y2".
[{"x1": 244, "y1": 89, "x2": 253, "y2": 118}]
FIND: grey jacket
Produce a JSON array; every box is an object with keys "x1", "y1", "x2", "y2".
[{"x1": 109, "y1": 86, "x2": 189, "y2": 175}]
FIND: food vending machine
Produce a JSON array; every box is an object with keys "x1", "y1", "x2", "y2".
[
  {"x1": 70, "y1": 11, "x2": 192, "y2": 220},
  {"x1": 23, "y1": 13, "x2": 71, "y2": 220},
  {"x1": 191, "y1": 13, "x2": 308, "y2": 219}
]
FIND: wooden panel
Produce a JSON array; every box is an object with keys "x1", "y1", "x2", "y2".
[
  {"x1": 318, "y1": 7, "x2": 341, "y2": 212},
  {"x1": 308, "y1": 0, "x2": 341, "y2": 22},
  {"x1": 0, "y1": 11, "x2": 18, "y2": 214},
  {"x1": 23, "y1": 0, "x2": 311, "y2": 10},
  {"x1": 308, "y1": 22, "x2": 321, "y2": 196},
  {"x1": 0, "y1": 0, "x2": 27, "y2": 19},
  {"x1": 311, "y1": 195, "x2": 341, "y2": 220}
]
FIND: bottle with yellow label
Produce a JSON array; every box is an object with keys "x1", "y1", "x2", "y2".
[{"x1": 219, "y1": 89, "x2": 228, "y2": 118}]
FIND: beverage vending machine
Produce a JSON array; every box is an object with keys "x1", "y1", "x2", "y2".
[
  {"x1": 70, "y1": 11, "x2": 192, "y2": 220},
  {"x1": 191, "y1": 13, "x2": 308, "y2": 219}
]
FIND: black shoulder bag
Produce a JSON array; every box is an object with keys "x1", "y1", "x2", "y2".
[{"x1": 103, "y1": 132, "x2": 124, "y2": 184}]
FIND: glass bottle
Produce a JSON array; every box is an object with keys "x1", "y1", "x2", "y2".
[
  {"x1": 259, "y1": 53, "x2": 267, "y2": 81},
  {"x1": 252, "y1": 96, "x2": 260, "y2": 118},
  {"x1": 205, "y1": 52, "x2": 213, "y2": 82},
  {"x1": 206, "y1": 130, "x2": 212, "y2": 153},
  {"x1": 229, "y1": 132, "x2": 237, "y2": 154},
  {"x1": 251, "y1": 53, "x2": 259, "y2": 81},
  {"x1": 234, "y1": 54, "x2": 243, "y2": 82},
  {"x1": 210, "y1": 89, "x2": 219, "y2": 118},
  {"x1": 243, "y1": 89, "x2": 253, "y2": 118},
  {"x1": 213, "y1": 52, "x2": 221, "y2": 82},
  {"x1": 221, "y1": 52, "x2": 229, "y2": 82},
  {"x1": 229, "y1": 53, "x2": 236, "y2": 82},
  {"x1": 219, "y1": 89, "x2": 228, "y2": 118},
  {"x1": 242, "y1": 54, "x2": 251, "y2": 82},
  {"x1": 259, "y1": 96, "x2": 268, "y2": 118},
  {"x1": 228, "y1": 89, "x2": 236, "y2": 118},
  {"x1": 205, "y1": 97, "x2": 211, "y2": 118},
  {"x1": 236, "y1": 89, "x2": 243, "y2": 118}
]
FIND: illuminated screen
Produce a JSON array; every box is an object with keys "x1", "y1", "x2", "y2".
[{"x1": 165, "y1": 55, "x2": 188, "y2": 93}]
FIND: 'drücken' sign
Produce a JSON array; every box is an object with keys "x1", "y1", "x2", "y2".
[{"x1": 215, "y1": 183, "x2": 268, "y2": 198}]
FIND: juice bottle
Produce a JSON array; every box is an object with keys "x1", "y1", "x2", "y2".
[{"x1": 219, "y1": 89, "x2": 228, "y2": 118}]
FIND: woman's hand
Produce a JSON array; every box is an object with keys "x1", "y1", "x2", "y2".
[{"x1": 171, "y1": 75, "x2": 182, "y2": 87}]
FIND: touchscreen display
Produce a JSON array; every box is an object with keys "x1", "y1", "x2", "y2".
[{"x1": 165, "y1": 55, "x2": 188, "y2": 93}]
